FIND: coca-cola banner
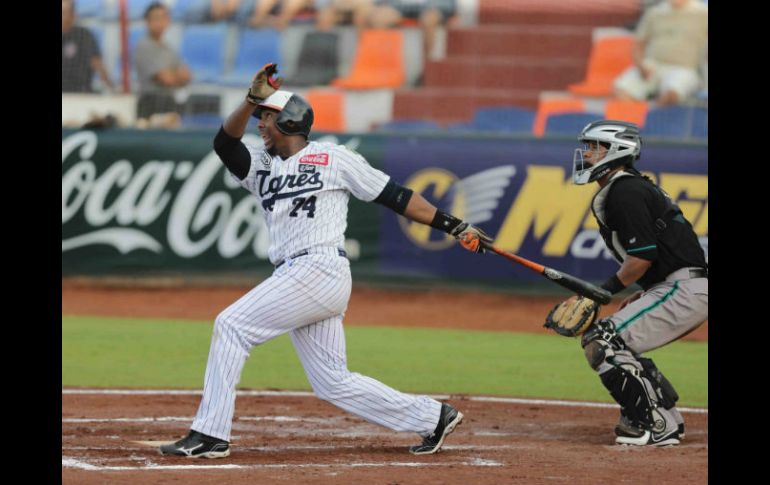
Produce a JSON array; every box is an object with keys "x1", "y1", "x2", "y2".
[{"x1": 62, "y1": 129, "x2": 381, "y2": 275}]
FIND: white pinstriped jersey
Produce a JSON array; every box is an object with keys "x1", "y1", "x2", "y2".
[{"x1": 235, "y1": 141, "x2": 390, "y2": 265}]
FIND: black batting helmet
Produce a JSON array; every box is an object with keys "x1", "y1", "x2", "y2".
[{"x1": 252, "y1": 90, "x2": 314, "y2": 139}]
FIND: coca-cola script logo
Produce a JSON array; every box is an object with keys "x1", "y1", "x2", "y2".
[
  {"x1": 61, "y1": 131, "x2": 360, "y2": 259},
  {"x1": 298, "y1": 153, "x2": 328, "y2": 166}
]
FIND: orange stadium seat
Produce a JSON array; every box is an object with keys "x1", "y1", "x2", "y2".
[
  {"x1": 568, "y1": 36, "x2": 635, "y2": 97},
  {"x1": 305, "y1": 89, "x2": 345, "y2": 132},
  {"x1": 604, "y1": 99, "x2": 649, "y2": 127},
  {"x1": 533, "y1": 98, "x2": 586, "y2": 137},
  {"x1": 332, "y1": 30, "x2": 405, "y2": 89}
]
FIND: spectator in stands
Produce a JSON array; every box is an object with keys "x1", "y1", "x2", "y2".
[
  {"x1": 362, "y1": 0, "x2": 456, "y2": 63},
  {"x1": 247, "y1": 0, "x2": 314, "y2": 30},
  {"x1": 180, "y1": 0, "x2": 241, "y2": 23},
  {"x1": 62, "y1": 0, "x2": 114, "y2": 93},
  {"x1": 316, "y1": 0, "x2": 374, "y2": 30},
  {"x1": 210, "y1": 0, "x2": 241, "y2": 21},
  {"x1": 613, "y1": 0, "x2": 708, "y2": 106},
  {"x1": 135, "y1": 2, "x2": 192, "y2": 126}
]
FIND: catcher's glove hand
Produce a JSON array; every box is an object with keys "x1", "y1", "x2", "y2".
[
  {"x1": 544, "y1": 296, "x2": 600, "y2": 337},
  {"x1": 451, "y1": 223, "x2": 493, "y2": 254},
  {"x1": 246, "y1": 63, "x2": 284, "y2": 105}
]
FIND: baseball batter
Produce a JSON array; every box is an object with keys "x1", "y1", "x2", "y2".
[
  {"x1": 159, "y1": 64, "x2": 492, "y2": 458},
  {"x1": 568, "y1": 120, "x2": 708, "y2": 446}
]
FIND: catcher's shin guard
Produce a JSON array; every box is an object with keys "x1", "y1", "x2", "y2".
[
  {"x1": 582, "y1": 319, "x2": 668, "y2": 432},
  {"x1": 599, "y1": 364, "x2": 659, "y2": 430},
  {"x1": 638, "y1": 357, "x2": 680, "y2": 409}
]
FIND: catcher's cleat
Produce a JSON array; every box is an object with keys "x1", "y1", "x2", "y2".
[
  {"x1": 409, "y1": 403, "x2": 464, "y2": 455},
  {"x1": 616, "y1": 413, "x2": 685, "y2": 441},
  {"x1": 159, "y1": 430, "x2": 230, "y2": 458},
  {"x1": 615, "y1": 426, "x2": 680, "y2": 447}
]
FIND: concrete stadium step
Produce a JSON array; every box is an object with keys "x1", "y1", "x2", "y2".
[
  {"x1": 447, "y1": 26, "x2": 593, "y2": 59},
  {"x1": 424, "y1": 57, "x2": 587, "y2": 90},
  {"x1": 392, "y1": 88, "x2": 541, "y2": 124},
  {"x1": 478, "y1": 0, "x2": 639, "y2": 27}
]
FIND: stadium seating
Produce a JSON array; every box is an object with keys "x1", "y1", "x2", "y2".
[
  {"x1": 284, "y1": 32, "x2": 340, "y2": 87},
  {"x1": 544, "y1": 112, "x2": 604, "y2": 136},
  {"x1": 103, "y1": 0, "x2": 158, "y2": 20},
  {"x1": 689, "y1": 107, "x2": 708, "y2": 140},
  {"x1": 305, "y1": 89, "x2": 345, "y2": 132},
  {"x1": 470, "y1": 107, "x2": 535, "y2": 133},
  {"x1": 568, "y1": 36, "x2": 635, "y2": 97},
  {"x1": 377, "y1": 120, "x2": 442, "y2": 132},
  {"x1": 533, "y1": 98, "x2": 586, "y2": 137},
  {"x1": 171, "y1": 0, "x2": 209, "y2": 23},
  {"x1": 604, "y1": 99, "x2": 649, "y2": 127},
  {"x1": 179, "y1": 24, "x2": 228, "y2": 83},
  {"x1": 332, "y1": 30, "x2": 405, "y2": 89},
  {"x1": 75, "y1": 0, "x2": 104, "y2": 18},
  {"x1": 643, "y1": 106, "x2": 696, "y2": 139},
  {"x1": 220, "y1": 28, "x2": 282, "y2": 86}
]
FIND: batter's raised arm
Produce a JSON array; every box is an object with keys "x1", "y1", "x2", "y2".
[
  {"x1": 214, "y1": 63, "x2": 284, "y2": 180},
  {"x1": 373, "y1": 180, "x2": 493, "y2": 254}
]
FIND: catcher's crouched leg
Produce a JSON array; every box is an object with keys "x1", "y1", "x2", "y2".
[
  {"x1": 638, "y1": 356, "x2": 685, "y2": 437},
  {"x1": 581, "y1": 319, "x2": 679, "y2": 445}
]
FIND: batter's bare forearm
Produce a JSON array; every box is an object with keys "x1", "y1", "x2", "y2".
[
  {"x1": 223, "y1": 100, "x2": 257, "y2": 138},
  {"x1": 402, "y1": 193, "x2": 438, "y2": 225}
]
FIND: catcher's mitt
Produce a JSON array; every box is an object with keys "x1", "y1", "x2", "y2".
[{"x1": 544, "y1": 296, "x2": 600, "y2": 337}]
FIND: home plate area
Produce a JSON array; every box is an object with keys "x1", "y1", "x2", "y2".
[{"x1": 62, "y1": 389, "x2": 707, "y2": 485}]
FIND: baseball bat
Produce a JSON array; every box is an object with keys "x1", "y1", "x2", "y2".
[{"x1": 487, "y1": 245, "x2": 612, "y2": 304}]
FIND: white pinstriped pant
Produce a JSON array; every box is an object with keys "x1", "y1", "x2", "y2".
[{"x1": 191, "y1": 252, "x2": 442, "y2": 441}]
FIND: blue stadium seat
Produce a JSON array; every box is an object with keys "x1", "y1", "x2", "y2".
[
  {"x1": 376, "y1": 120, "x2": 442, "y2": 132},
  {"x1": 220, "y1": 28, "x2": 282, "y2": 86},
  {"x1": 234, "y1": 0, "x2": 256, "y2": 24},
  {"x1": 544, "y1": 113, "x2": 604, "y2": 136},
  {"x1": 445, "y1": 122, "x2": 476, "y2": 132},
  {"x1": 643, "y1": 106, "x2": 695, "y2": 140},
  {"x1": 471, "y1": 107, "x2": 536, "y2": 133},
  {"x1": 75, "y1": 0, "x2": 104, "y2": 18},
  {"x1": 180, "y1": 24, "x2": 229, "y2": 82},
  {"x1": 172, "y1": 0, "x2": 210, "y2": 23},
  {"x1": 689, "y1": 107, "x2": 708, "y2": 140}
]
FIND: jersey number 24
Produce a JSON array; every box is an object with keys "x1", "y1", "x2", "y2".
[{"x1": 290, "y1": 196, "x2": 317, "y2": 218}]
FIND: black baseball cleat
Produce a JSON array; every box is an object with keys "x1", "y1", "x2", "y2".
[
  {"x1": 409, "y1": 403, "x2": 464, "y2": 455},
  {"x1": 159, "y1": 430, "x2": 230, "y2": 458},
  {"x1": 677, "y1": 423, "x2": 685, "y2": 440}
]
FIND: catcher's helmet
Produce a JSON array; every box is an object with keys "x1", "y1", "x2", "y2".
[
  {"x1": 252, "y1": 90, "x2": 314, "y2": 139},
  {"x1": 573, "y1": 120, "x2": 641, "y2": 185}
]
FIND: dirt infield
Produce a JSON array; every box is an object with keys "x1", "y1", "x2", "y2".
[
  {"x1": 62, "y1": 391, "x2": 707, "y2": 485},
  {"x1": 62, "y1": 283, "x2": 708, "y2": 484}
]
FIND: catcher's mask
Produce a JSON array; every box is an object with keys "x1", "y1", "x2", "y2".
[
  {"x1": 573, "y1": 120, "x2": 641, "y2": 185},
  {"x1": 252, "y1": 90, "x2": 314, "y2": 139}
]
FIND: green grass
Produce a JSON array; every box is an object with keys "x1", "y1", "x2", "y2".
[{"x1": 62, "y1": 315, "x2": 707, "y2": 407}]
